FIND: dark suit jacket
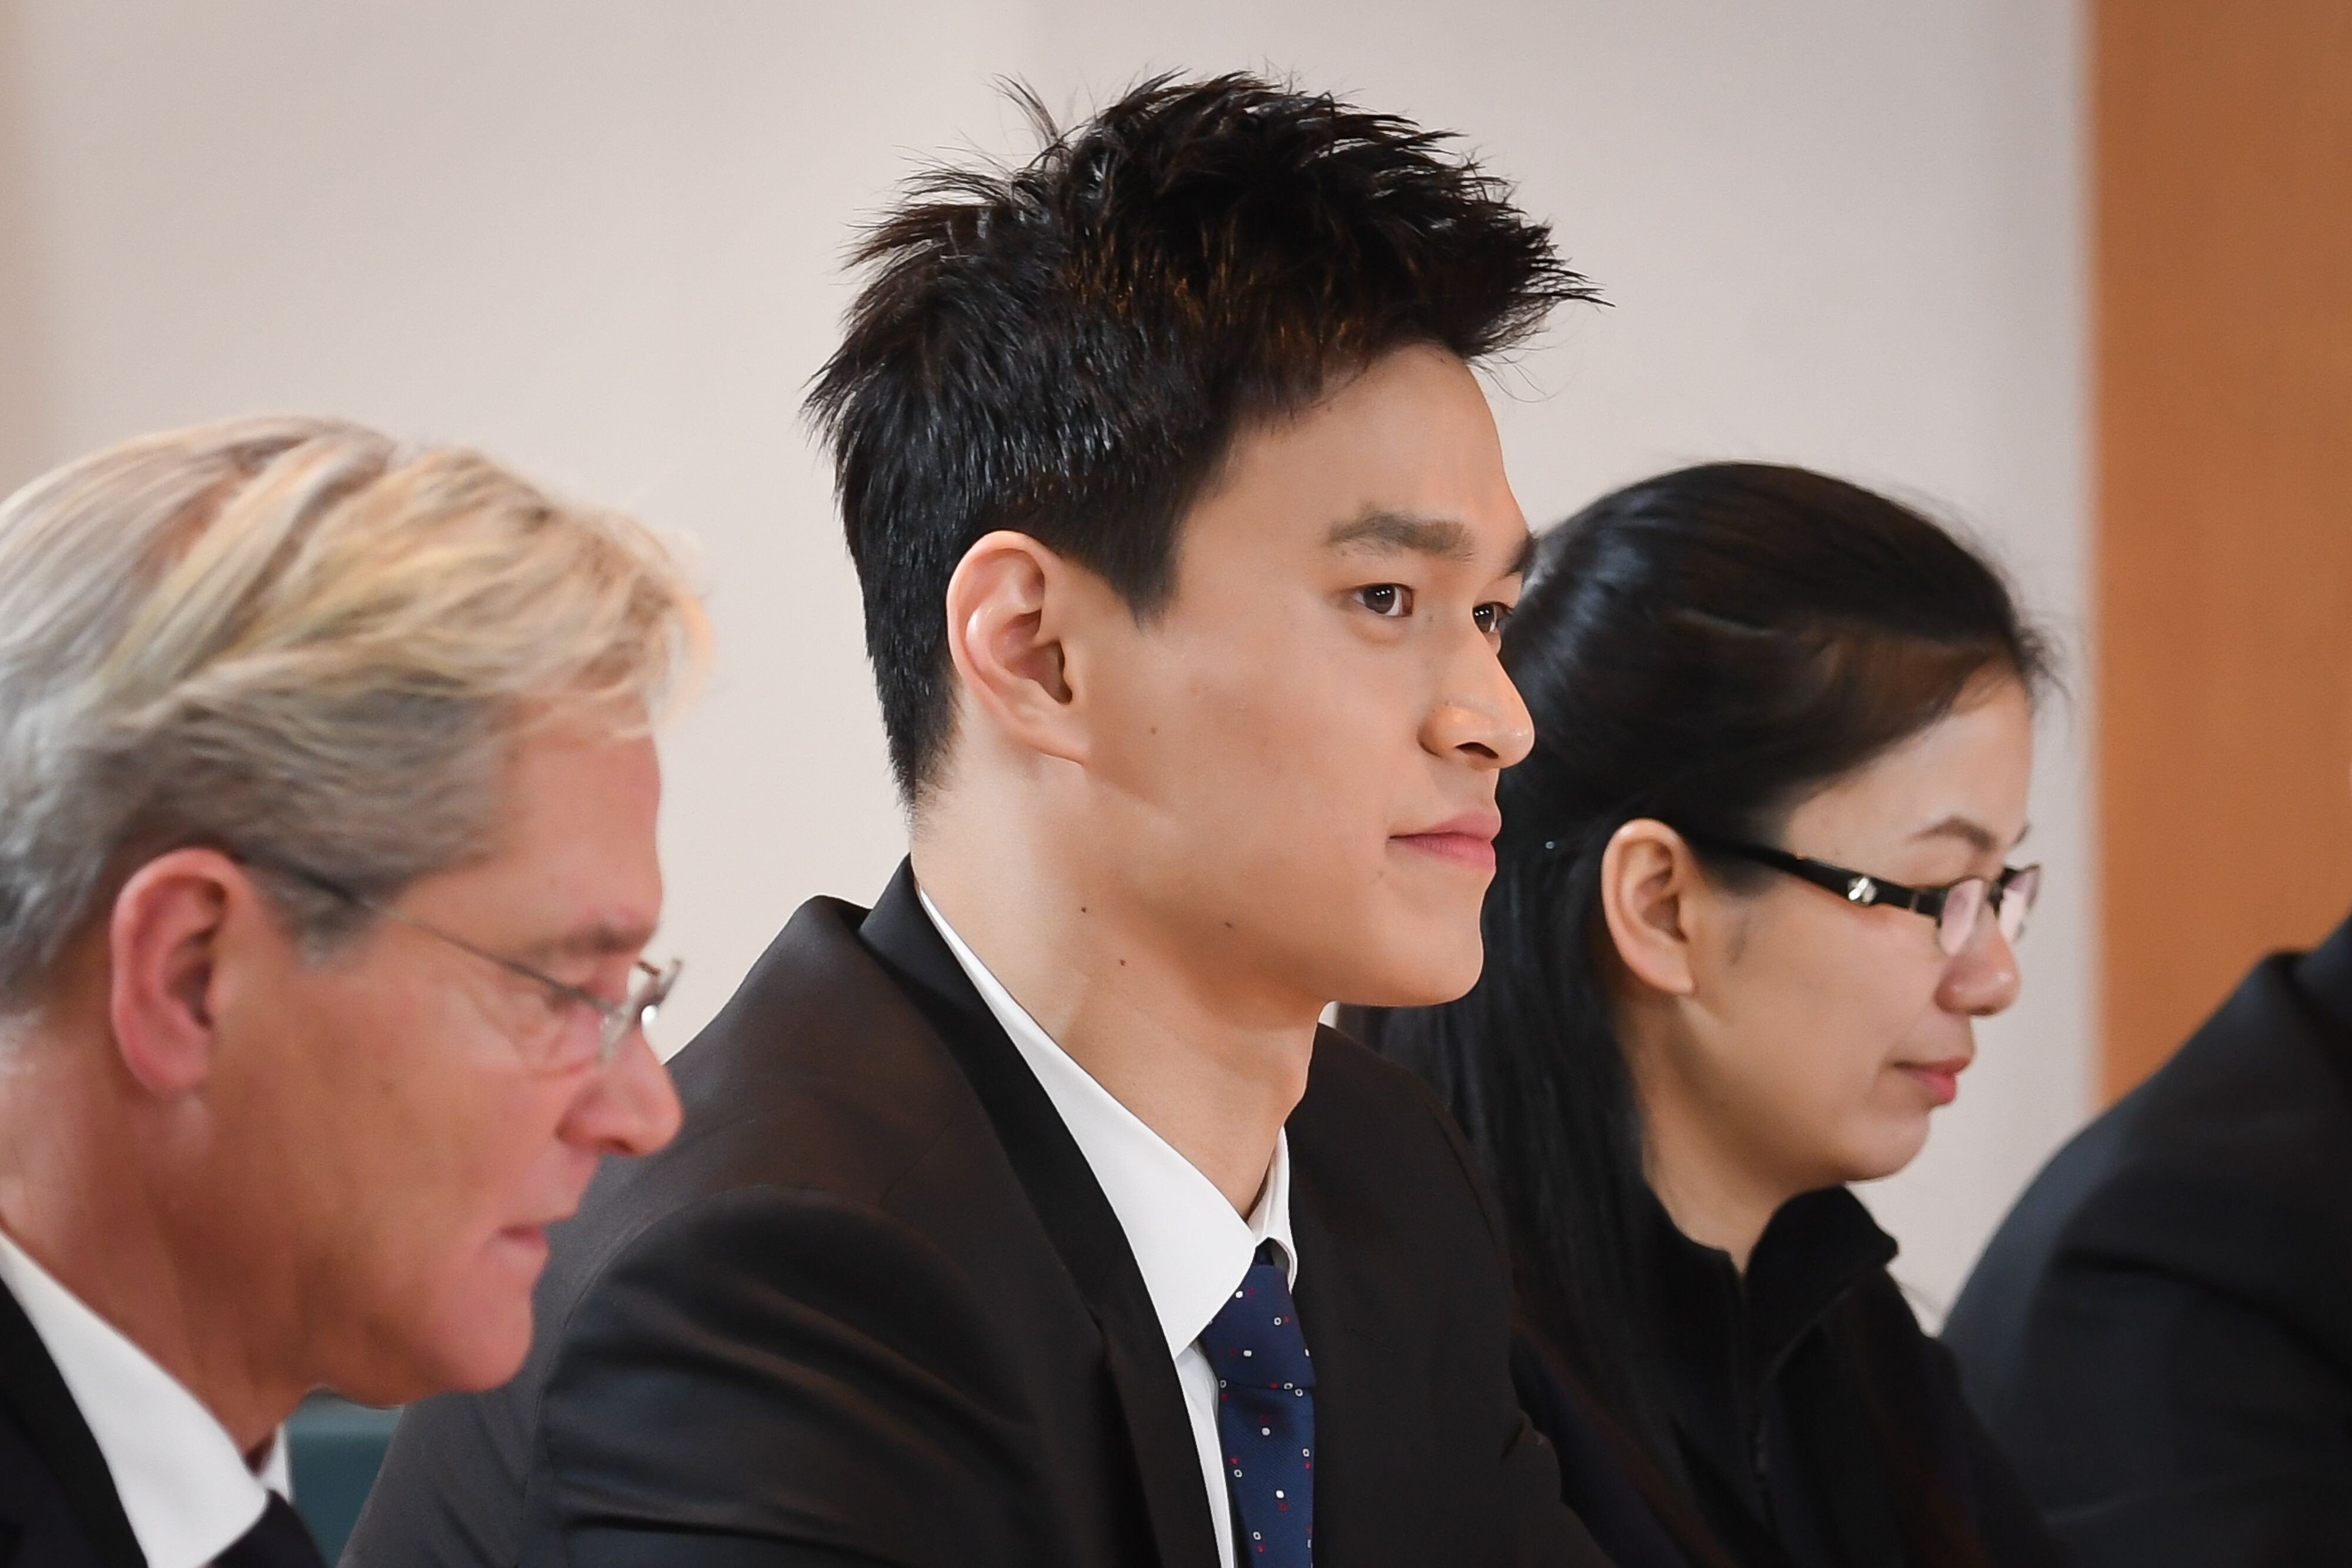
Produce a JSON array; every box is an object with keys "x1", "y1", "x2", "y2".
[
  {"x1": 343, "y1": 865, "x2": 1605, "y2": 1568},
  {"x1": 0, "y1": 1275, "x2": 144, "y2": 1568},
  {"x1": 1943, "y1": 910, "x2": 2352, "y2": 1566}
]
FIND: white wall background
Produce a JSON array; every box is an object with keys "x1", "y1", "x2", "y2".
[{"x1": 0, "y1": 0, "x2": 2090, "y2": 1318}]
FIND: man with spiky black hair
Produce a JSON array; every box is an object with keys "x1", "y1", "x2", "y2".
[{"x1": 349, "y1": 73, "x2": 1610, "y2": 1568}]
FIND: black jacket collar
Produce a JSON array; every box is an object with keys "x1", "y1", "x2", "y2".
[
  {"x1": 857, "y1": 862, "x2": 1223, "y2": 1568},
  {"x1": 1646, "y1": 1186, "x2": 1896, "y2": 1512},
  {"x1": 0, "y1": 1272, "x2": 146, "y2": 1568}
]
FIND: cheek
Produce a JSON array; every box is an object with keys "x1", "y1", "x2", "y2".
[
  {"x1": 381, "y1": 1073, "x2": 568, "y2": 1273},
  {"x1": 1107, "y1": 626, "x2": 1398, "y2": 871},
  {"x1": 1092, "y1": 610, "x2": 1475, "y2": 1002},
  {"x1": 398, "y1": 1217, "x2": 553, "y2": 1394},
  {"x1": 323, "y1": 1033, "x2": 579, "y2": 1391},
  {"x1": 1709, "y1": 928, "x2": 1937, "y2": 1158},
  {"x1": 363, "y1": 1079, "x2": 577, "y2": 1395}
]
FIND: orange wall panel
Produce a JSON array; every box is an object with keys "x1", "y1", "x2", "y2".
[{"x1": 2097, "y1": 0, "x2": 2352, "y2": 1096}]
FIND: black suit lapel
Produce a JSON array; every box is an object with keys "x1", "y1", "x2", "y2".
[
  {"x1": 859, "y1": 863, "x2": 1222, "y2": 1568},
  {"x1": 1281, "y1": 1160, "x2": 1378, "y2": 1556},
  {"x1": 2295, "y1": 910, "x2": 2352, "y2": 1041},
  {"x1": 0, "y1": 1275, "x2": 145, "y2": 1568}
]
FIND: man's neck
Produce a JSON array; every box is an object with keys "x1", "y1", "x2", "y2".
[
  {"x1": 0, "y1": 1038, "x2": 299, "y2": 1455},
  {"x1": 912, "y1": 835, "x2": 1318, "y2": 1215}
]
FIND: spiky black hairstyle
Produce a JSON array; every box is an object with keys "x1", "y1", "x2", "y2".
[{"x1": 806, "y1": 72, "x2": 1598, "y2": 802}]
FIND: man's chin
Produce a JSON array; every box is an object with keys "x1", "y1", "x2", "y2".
[
  {"x1": 323, "y1": 1344, "x2": 510, "y2": 1410},
  {"x1": 407, "y1": 1315, "x2": 536, "y2": 1399},
  {"x1": 1329, "y1": 941, "x2": 1486, "y2": 1011},
  {"x1": 342, "y1": 1280, "x2": 539, "y2": 1403}
]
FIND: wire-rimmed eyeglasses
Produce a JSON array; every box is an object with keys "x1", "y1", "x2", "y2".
[
  {"x1": 1681, "y1": 834, "x2": 2042, "y2": 958},
  {"x1": 258, "y1": 861, "x2": 680, "y2": 1069}
]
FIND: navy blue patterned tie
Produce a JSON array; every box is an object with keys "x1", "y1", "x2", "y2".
[{"x1": 1198, "y1": 1243, "x2": 1314, "y2": 1563}]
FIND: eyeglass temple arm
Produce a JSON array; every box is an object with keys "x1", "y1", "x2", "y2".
[
  {"x1": 1687, "y1": 837, "x2": 1946, "y2": 917},
  {"x1": 280, "y1": 861, "x2": 639, "y2": 1024}
]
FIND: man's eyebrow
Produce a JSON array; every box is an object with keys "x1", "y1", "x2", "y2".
[
  {"x1": 1324, "y1": 510, "x2": 1534, "y2": 578},
  {"x1": 523, "y1": 920, "x2": 659, "y2": 964},
  {"x1": 1507, "y1": 530, "x2": 1537, "y2": 579},
  {"x1": 1324, "y1": 510, "x2": 1478, "y2": 563}
]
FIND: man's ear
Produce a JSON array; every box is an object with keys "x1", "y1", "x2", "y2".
[
  {"x1": 942, "y1": 530, "x2": 1096, "y2": 767},
  {"x1": 1596, "y1": 819, "x2": 1702, "y2": 998},
  {"x1": 107, "y1": 847, "x2": 249, "y2": 1096}
]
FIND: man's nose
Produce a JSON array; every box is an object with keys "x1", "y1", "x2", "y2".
[
  {"x1": 1419, "y1": 633, "x2": 1535, "y2": 770},
  {"x1": 562, "y1": 1028, "x2": 684, "y2": 1157}
]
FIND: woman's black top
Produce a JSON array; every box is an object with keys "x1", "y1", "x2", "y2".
[{"x1": 1514, "y1": 1187, "x2": 2070, "y2": 1568}]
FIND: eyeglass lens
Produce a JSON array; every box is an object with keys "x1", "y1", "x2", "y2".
[
  {"x1": 597, "y1": 959, "x2": 681, "y2": 1059},
  {"x1": 1935, "y1": 867, "x2": 2042, "y2": 957},
  {"x1": 1999, "y1": 865, "x2": 2042, "y2": 945}
]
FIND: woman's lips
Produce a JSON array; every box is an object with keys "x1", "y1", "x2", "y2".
[{"x1": 1897, "y1": 1058, "x2": 1972, "y2": 1107}]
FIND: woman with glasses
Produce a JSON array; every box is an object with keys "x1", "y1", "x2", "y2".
[{"x1": 1353, "y1": 463, "x2": 2067, "y2": 1568}]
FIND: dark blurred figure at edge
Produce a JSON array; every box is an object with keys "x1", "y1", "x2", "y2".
[
  {"x1": 1352, "y1": 464, "x2": 2073, "y2": 1568},
  {"x1": 1946, "y1": 798, "x2": 2352, "y2": 1560}
]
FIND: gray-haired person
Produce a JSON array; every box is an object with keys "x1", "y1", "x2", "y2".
[{"x1": 0, "y1": 417, "x2": 703, "y2": 1568}]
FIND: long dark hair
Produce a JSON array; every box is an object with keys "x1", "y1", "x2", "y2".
[{"x1": 1355, "y1": 462, "x2": 2050, "y2": 1553}]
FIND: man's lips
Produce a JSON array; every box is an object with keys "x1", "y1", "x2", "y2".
[
  {"x1": 496, "y1": 1225, "x2": 551, "y2": 1263},
  {"x1": 1896, "y1": 1056, "x2": 1973, "y2": 1107},
  {"x1": 499, "y1": 1201, "x2": 583, "y2": 1252},
  {"x1": 1392, "y1": 810, "x2": 1504, "y2": 871}
]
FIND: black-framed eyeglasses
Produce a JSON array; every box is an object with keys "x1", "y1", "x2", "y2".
[
  {"x1": 258, "y1": 862, "x2": 680, "y2": 1069},
  {"x1": 1680, "y1": 834, "x2": 2042, "y2": 958}
]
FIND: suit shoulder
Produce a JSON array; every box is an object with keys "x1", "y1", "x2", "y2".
[
  {"x1": 2120, "y1": 957, "x2": 2351, "y2": 1142},
  {"x1": 465, "y1": 892, "x2": 1030, "y2": 1431},
  {"x1": 1952, "y1": 953, "x2": 2352, "y2": 1356},
  {"x1": 567, "y1": 893, "x2": 1004, "y2": 1250},
  {"x1": 2069, "y1": 958, "x2": 2352, "y2": 1229},
  {"x1": 1292, "y1": 1024, "x2": 1508, "y2": 1253},
  {"x1": 1294, "y1": 1023, "x2": 1475, "y2": 1161},
  {"x1": 1301, "y1": 1021, "x2": 1462, "y2": 1118},
  {"x1": 353, "y1": 1183, "x2": 1043, "y2": 1568}
]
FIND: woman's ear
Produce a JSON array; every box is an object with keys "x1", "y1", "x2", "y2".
[
  {"x1": 942, "y1": 530, "x2": 1090, "y2": 767},
  {"x1": 1596, "y1": 818, "x2": 1702, "y2": 998}
]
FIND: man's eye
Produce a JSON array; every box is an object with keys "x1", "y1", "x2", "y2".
[
  {"x1": 534, "y1": 969, "x2": 613, "y2": 1015},
  {"x1": 1354, "y1": 584, "x2": 1414, "y2": 618},
  {"x1": 1474, "y1": 601, "x2": 1513, "y2": 635}
]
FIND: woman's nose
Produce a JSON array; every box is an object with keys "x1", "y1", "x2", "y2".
[{"x1": 1940, "y1": 917, "x2": 2023, "y2": 1017}]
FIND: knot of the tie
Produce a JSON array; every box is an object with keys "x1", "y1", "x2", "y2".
[
  {"x1": 1199, "y1": 1252, "x2": 1314, "y2": 1563},
  {"x1": 217, "y1": 1493, "x2": 327, "y2": 1568},
  {"x1": 1201, "y1": 1258, "x2": 1315, "y2": 1396}
]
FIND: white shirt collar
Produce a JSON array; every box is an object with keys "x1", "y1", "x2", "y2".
[
  {"x1": 0, "y1": 1226, "x2": 286, "y2": 1568},
  {"x1": 919, "y1": 888, "x2": 1297, "y2": 1356}
]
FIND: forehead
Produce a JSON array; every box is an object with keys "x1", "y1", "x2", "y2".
[
  {"x1": 403, "y1": 718, "x2": 665, "y2": 954},
  {"x1": 1175, "y1": 345, "x2": 1526, "y2": 574},
  {"x1": 1789, "y1": 680, "x2": 2036, "y2": 852}
]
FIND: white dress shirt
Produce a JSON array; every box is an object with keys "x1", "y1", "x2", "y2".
[
  {"x1": 0, "y1": 1226, "x2": 288, "y2": 1568},
  {"x1": 920, "y1": 891, "x2": 1294, "y2": 1568}
]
